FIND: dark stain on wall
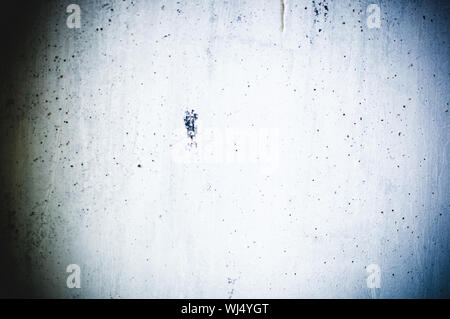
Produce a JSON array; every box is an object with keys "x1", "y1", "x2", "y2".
[
  {"x1": 184, "y1": 109, "x2": 198, "y2": 145},
  {"x1": 0, "y1": 1, "x2": 47, "y2": 298}
]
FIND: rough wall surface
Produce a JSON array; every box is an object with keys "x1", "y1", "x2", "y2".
[{"x1": 0, "y1": 0, "x2": 448, "y2": 298}]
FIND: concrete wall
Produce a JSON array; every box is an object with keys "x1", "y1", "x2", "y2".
[{"x1": 0, "y1": 0, "x2": 448, "y2": 298}]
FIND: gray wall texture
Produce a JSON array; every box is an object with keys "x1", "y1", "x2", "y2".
[{"x1": 0, "y1": 0, "x2": 448, "y2": 298}]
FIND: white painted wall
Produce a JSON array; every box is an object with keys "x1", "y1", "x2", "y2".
[{"x1": 1, "y1": 0, "x2": 448, "y2": 298}]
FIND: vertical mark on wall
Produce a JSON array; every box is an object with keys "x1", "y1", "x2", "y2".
[
  {"x1": 184, "y1": 109, "x2": 198, "y2": 147},
  {"x1": 281, "y1": 0, "x2": 285, "y2": 32}
]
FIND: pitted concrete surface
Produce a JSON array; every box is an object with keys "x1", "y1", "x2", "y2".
[{"x1": 0, "y1": 0, "x2": 448, "y2": 298}]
